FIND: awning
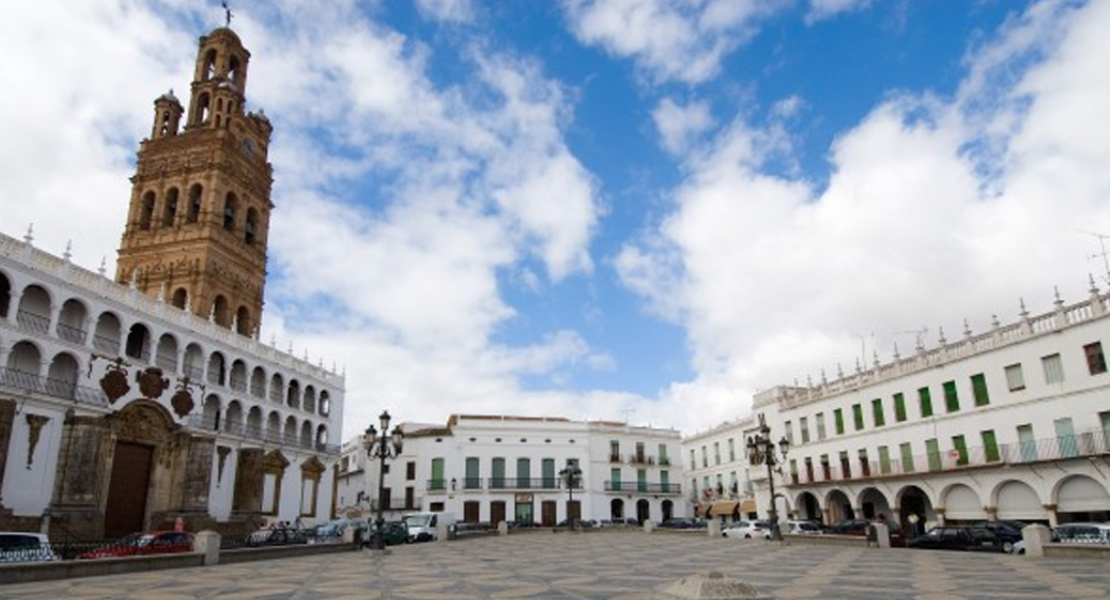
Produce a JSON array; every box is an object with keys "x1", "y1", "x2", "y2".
[
  {"x1": 739, "y1": 500, "x2": 757, "y2": 514},
  {"x1": 709, "y1": 501, "x2": 739, "y2": 516}
]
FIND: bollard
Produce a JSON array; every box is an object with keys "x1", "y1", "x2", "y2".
[
  {"x1": 499, "y1": 521, "x2": 509, "y2": 536},
  {"x1": 1022, "y1": 523, "x2": 1051, "y2": 558},
  {"x1": 644, "y1": 520, "x2": 655, "y2": 534},
  {"x1": 707, "y1": 520, "x2": 721, "y2": 538},
  {"x1": 193, "y1": 530, "x2": 221, "y2": 566}
]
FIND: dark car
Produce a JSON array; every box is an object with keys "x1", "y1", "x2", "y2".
[
  {"x1": 660, "y1": 518, "x2": 701, "y2": 529},
  {"x1": 247, "y1": 527, "x2": 308, "y2": 547},
  {"x1": 973, "y1": 520, "x2": 1026, "y2": 553},
  {"x1": 362, "y1": 520, "x2": 408, "y2": 547},
  {"x1": 827, "y1": 519, "x2": 871, "y2": 535},
  {"x1": 79, "y1": 531, "x2": 195, "y2": 559},
  {"x1": 908, "y1": 526, "x2": 1004, "y2": 552}
]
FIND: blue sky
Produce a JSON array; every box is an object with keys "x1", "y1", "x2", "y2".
[{"x1": 2, "y1": 0, "x2": 1109, "y2": 440}]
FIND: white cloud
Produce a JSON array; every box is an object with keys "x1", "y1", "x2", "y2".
[
  {"x1": 414, "y1": 0, "x2": 475, "y2": 23},
  {"x1": 653, "y1": 97, "x2": 714, "y2": 155},
  {"x1": 561, "y1": 0, "x2": 783, "y2": 85},
  {"x1": 806, "y1": 0, "x2": 880, "y2": 24},
  {"x1": 619, "y1": 0, "x2": 1110, "y2": 429},
  {"x1": 0, "y1": 1, "x2": 607, "y2": 440}
]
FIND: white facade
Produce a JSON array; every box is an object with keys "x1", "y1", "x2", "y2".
[
  {"x1": 341, "y1": 414, "x2": 686, "y2": 525},
  {"x1": 686, "y1": 281, "x2": 1110, "y2": 534},
  {"x1": 0, "y1": 230, "x2": 345, "y2": 535}
]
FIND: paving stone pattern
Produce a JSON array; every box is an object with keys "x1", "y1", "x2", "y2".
[{"x1": 2, "y1": 531, "x2": 1107, "y2": 600}]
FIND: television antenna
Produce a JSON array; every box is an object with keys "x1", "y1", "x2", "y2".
[{"x1": 1077, "y1": 229, "x2": 1110, "y2": 286}]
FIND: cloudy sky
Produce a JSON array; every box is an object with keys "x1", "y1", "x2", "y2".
[{"x1": 2, "y1": 0, "x2": 1109, "y2": 441}]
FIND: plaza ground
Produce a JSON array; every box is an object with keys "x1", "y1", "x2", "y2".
[{"x1": 2, "y1": 530, "x2": 1107, "y2": 600}]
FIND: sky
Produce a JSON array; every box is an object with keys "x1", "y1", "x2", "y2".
[{"x1": 2, "y1": 0, "x2": 1109, "y2": 442}]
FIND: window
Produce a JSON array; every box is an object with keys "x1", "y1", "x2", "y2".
[
  {"x1": 1084, "y1": 342, "x2": 1107, "y2": 375},
  {"x1": 971, "y1": 373, "x2": 990, "y2": 407},
  {"x1": 925, "y1": 438, "x2": 941, "y2": 471},
  {"x1": 893, "y1": 393, "x2": 907, "y2": 422},
  {"x1": 701, "y1": 446, "x2": 708, "y2": 468},
  {"x1": 834, "y1": 409, "x2": 844, "y2": 435},
  {"x1": 872, "y1": 398, "x2": 885, "y2": 427},
  {"x1": 1017, "y1": 424, "x2": 1036, "y2": 462},
  {"x1": 852, "y1": 404, "x2": 864, "y2": 431},
  {"x1": 899, "y1": 442, "x2": 915, "y2": 473},
  {"x1": 610, "y1": 440, "x2": 620, "y2": 462},
  {"x1": 943, "y1": 380, "x2": 960, "y2": 413},
  {"x1": 783, "y1": 421, "x2": 793, "y2": 445},
  {"x1": 951, "y1": 435, "x2": 968, "y2": 466},
  {"x1": 877, "y1": 445, "x2": 891, "y2": 474},
  {"x1": 689, "y1": 449, "x2": 696, "y2": 470},
  {"x1": 727, "y1": 439, "x2": 735, "y2": 462},
  {"x1": 713, "y1": 442, "x2": 721, "y2": 465},
  {"x1": 799, "y1": 417, "x2": 810, "y2": 444},
  {"x1": 981, "y1": 430, "x2": 1000, "y2": 462},
  {"x1": 659, "y1": 443, "x2": 670, "y2": 465},
  {"x1": 815, "y1": 413, "x2": 827, "y2": 440},
  {"x1": 465, "y1": 457, "x2": 480, "y2": 489},
  {"x1": 858, "y1": 448, "x2": 870, "y2": 477},
  {"x1": 1042, "y1": 353, "x2": 1065, "y2": 384},
  {"x1": 611, "y1": 467, "x2": 622, "y2": 488},
  {"x1": 918, "y1": 387, "x2": 933, "y2": 417},
  {"x1": 406, "y1": 461, "x2": 416, "y2": 480},
  {"x1": 1005, "y1": 363, "x2": 1025, "y2": 391}
]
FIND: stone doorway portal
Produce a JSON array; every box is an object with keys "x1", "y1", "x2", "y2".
[{"x1": 104, "y1": 441, "x2": 153, "y2": 538}]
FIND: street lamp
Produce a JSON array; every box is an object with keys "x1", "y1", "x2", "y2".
[
  {"x1": 558, "y1": 463, "x2": 582, "y2": 529},
  {"x1": 363, "y1": 410, "x2": 403, "y2": 550},
  {"x1": 746, "y1": 414, "x2": 790, "y2": 541}
]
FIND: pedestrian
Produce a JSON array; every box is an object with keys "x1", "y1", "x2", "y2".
[{"x1": 907, "y1": 513, "x2": 920, "y2": 537}]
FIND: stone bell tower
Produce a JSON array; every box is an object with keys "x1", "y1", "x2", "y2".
[{"x1": 116, "y1": 26, "x2": 273, "y2": 337}]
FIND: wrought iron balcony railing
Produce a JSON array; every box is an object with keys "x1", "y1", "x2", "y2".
[{"x1": 788, "y1": 428, "x2": 1110, "y2": 486}]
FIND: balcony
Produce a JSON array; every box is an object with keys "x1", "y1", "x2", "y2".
[
  {"x1": 0, "y1": 366, "x2": 107, "y2": 407},
  {"x1": 604, "y1": 481, "x2": 682, "y2": 495},
  {"x1": 628, "y1": 453, "x2": 656, "y2": 466},
  {"x1": 789, "y1": 428, "x2": 1110, "y2": 486},
  {"x1": 185, "y1": 414, "x2": 341, "y2": 455},
  {"x1": 486, "y1": 477, "x2": 562, "y2": 491}
]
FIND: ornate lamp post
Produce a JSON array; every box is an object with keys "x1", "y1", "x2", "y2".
[
  {"x1": 746, "y1": 415, "x2": 790, "y2": 540},
  {"x1": 558, "y1": 463, "x2": 582, "y2": 529},
  {"x1": 363, "y1": 410, "x2": 403, "y2": 550}
]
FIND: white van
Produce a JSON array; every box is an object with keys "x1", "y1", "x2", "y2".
[{"x1": 402, "y1": 512, "x2": 457, "y2": 542}]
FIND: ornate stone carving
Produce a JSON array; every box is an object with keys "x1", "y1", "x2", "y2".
[
  {"x1": 136, "y1": 367, "x2": 169, "y2": 399},
  {"x1": 216, "y1": 445, "x2": 231, "y2": 485},
  {"x1": 114, "y1": 401, "x2": 174, "y2": 446},
  {"x1": 96, "y1": 357, "x2": 131, "y2": 404},
  {"x1": 25, "y1": 414, "x2": 50, "y2": 469}
]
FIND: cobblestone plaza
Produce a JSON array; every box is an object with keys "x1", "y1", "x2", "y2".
[{"x1": 2, "y1": 532, "x2": 1107, "y2": 600}]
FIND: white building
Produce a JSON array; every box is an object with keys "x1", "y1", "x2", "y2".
[
  {"x1": 0, "y1": 230, "x2": 345, "y2": 538},
  {"x1": 342, "y1": 414, "x2": 686, "y2": 526},
  {"x1": 687, "y1": 281, "x2": 1110, "y2": 534}
]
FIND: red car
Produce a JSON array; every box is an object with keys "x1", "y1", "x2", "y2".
[{"x1": 78, "y1": 531, "x2": 195, "y2": 559}]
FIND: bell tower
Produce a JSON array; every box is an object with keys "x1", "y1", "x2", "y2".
[{"x1": 116, "y1": 26, "x2": 273, "y2": 337}]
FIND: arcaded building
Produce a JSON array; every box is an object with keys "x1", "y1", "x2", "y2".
[{"x1": 0, "y1": 25, "x2": 344, "y2": 539}]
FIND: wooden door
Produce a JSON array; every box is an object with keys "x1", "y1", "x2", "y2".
[{"x1": 104, "y1": 442, "x2": 154, "y2": 538}]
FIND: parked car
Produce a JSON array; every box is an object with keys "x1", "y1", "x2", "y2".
[
  {"x1": 78, "y1": 531, "x2": 195, "y2": 559},
  {"x1": 826, "y1": 518, "x2": 870, "y2": 535},
  {"x1": 972, "y1": 520, "x2": 1026, "y2": 553},
  {"x1": 723, "y1": 520, "x2": 770, "y2": 539},
  {"x1": 660, "y1": 517, "x2": 701, "y2": 529},
  {"x1": 247, "y1": 527, "x2": 308, "y2": 547},
  {"x1": 1052, "y1": 523, "x2": 1110, "y2": 544},
  {"x1": 908, "y1": 526, "x2": 1005, "y2": 552},
  {"x1": 786, "y1": 520, "x2": 824, "y2": 535},
  {"x1": 0, "y1": 532, "x2": 57, "y2": 563},
  {"x1": 362, "y1": 520, "x2": 409, "y2": 547}
]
